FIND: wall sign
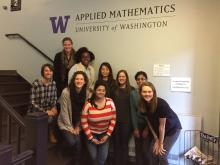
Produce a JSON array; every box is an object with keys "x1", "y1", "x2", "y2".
[
  {"x1": 153, "y1": 64, "x2": 170, "y2": 77},
  {"x1": 171, "y1": 77, "x2": 191, "y2": 92}
]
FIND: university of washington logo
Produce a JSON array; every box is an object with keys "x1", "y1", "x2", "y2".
[{"x1": 49, "y1": 15, "x2": 70, "y2": 33}]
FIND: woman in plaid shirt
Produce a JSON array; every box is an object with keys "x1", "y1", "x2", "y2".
[{"x1": 30, "y1": 63, "x2": 58, "y2": 143}]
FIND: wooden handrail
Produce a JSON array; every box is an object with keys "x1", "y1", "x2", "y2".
[
  {"x1": 5, "y1": 33, "x2": 53, "y2": 63},
  {"x1": 0, "y1": 95, "x2": 25, "y2": 128},
  {"x1": 12, "y1": 149, "x2": 34, "y2": 165}
]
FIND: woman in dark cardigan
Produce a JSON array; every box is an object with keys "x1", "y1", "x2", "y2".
[{"x1": 53, "y1": 37, "x2": 76, "y2": 98}]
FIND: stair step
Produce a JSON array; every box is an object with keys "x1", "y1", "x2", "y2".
[
  {"x1": 0, "y1": 75, "x2": 25, "y2": 83},
  {"x1": 1, "y1": 91, "x2": 30, "y2": 105},
  {"x1": 0, "y1": 82, "x2": 31, "y2": 93},
  {"x1": 11, "y1": 102, "x2": 29, "y2": 108},
  {"x1": 1, "y1": 91, "x2": 30, "y2": 96}
]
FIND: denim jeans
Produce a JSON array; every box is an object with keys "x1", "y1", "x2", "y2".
[
  {"x1": 143, "y1": 129, "x2": 181, "y2": 165},
  {"x1": 86, "y1": 133, "x2": 110, "y2": 165},
  {"x1": 61, "y1": 130, "x2": 81, "y2": 164}
]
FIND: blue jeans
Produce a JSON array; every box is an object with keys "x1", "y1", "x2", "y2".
[
  {"x1": 61, "y1": 130, "x2": 81, "y2": 164},
  {"x1": 86, "y1": 133, "x2": 110, "y2": 165}
]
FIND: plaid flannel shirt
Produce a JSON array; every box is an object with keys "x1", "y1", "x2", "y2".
[{"x1": 30, "y1": 78, "x2": 57, "y2": 112}]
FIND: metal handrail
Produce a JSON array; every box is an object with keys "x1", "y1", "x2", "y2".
[{"x1": 5, "y1": 33, "x2": 53, "y2": 63}]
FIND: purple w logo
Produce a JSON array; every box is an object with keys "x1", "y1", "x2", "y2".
[{"x1": 50, "y1": 15, "x2": 70, "y2": 33}]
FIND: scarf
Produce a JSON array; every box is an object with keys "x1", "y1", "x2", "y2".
[
  {"x1": 70, "y1": 85, "x2": 86, "y2": 127},
  {"x1": 60, "y1": 49, "x2": 75, "y2": 82}
]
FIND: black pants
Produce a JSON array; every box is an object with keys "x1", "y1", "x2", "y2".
[
  {"x1": 113, "y1": 122, "x2": 132, "y2": 165},
  {"x1": 144, "y1": 129, "x2": 181, "y2": 165}
]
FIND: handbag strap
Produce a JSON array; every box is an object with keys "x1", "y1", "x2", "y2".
[{"x1": 144, "y1": 116, "x2": 158, "y2": 140}]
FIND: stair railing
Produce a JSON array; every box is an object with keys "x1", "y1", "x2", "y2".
[
  {"x1": 0, "y1": 95, "x2": 25, "y2": 154},
  {"x1": 0, "y1": 95, "x2": 48, "y2": 165},
  {"x1": 5, "y1": 33, "x2": 53, "y2": 63}
]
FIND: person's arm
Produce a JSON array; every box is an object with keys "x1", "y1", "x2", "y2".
[
  {"x1": 130, "y1": 91, "x2": 139, "y2": 137},
  {"x1": 81, "y1": 101, "x2": 94, "y2": 140},
  {"x1": 68, "y1": 65, "x2": 76, "y2": 84},
  {"x1": 58, "y1": 89, "x2": 73, "y2": 131},
  {"x1": 49, "y1": 82, "x2": 58, "y2": 115},
  {"x1": 53, "y1": 54, "x2": 60, "y2": 83},
  {"x1": 30, "y1": 84, "x2": 43, "y2": 112},
  {"x1": 89, "y1": 66, "x2": 95, "y2": 91},
  {"x1": 106, "y1": 100, "x2": 116, "y2": 137},
  {"x1": 100, "y1": 99, "x2": 116, "y2": 144},
  {"x1": 153, "y1": 118, "x2": 166, "y2": 155}
]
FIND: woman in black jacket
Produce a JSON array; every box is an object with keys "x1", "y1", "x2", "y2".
[{"x1": 53, "y1": 37, "x2": 76, "y2": 98}]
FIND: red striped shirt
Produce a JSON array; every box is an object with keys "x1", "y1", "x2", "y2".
[{"x1": 81, "y1": 98, "x2": 116, "y2": 140}]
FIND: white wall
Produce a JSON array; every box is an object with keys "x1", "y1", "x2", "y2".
[{"x1": 0, "y1": 0, "x2": 219, "y2": 135}]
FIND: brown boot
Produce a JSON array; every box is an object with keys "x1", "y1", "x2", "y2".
[{"x1": 49, "y1": 130, "x2": 57, "y2": 144}]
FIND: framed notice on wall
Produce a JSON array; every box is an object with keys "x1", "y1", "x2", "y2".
[
  {"x1": 11, "y1": 0, "x2": 21, "y2": 11},
  {"x1": 153, "y1": 64, "x2": 170, "y2": 77},
  {"x1": 171, "y1": 77, "x2": 191, "y2": 92}
]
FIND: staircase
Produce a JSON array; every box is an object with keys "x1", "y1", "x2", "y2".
[
  {"x1": 0, "y1": 70, "x2": 31, "y2": 116},
  {"x1": 0, "y1": 70, "x2": 134, "y2": 165}
]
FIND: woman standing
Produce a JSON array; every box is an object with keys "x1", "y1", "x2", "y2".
[
  {"x1": 112, "y1": 70, "x2": 134, "y2": 165},
  {"x1": 138, "y1": 82, "x2": 182, "y2": 165},
  {"x1": 58, "y1": 71, "x2": 88, "y2": 165},
  {"x1": 130, "y1": 71, "x2": 148, "y2": 165},
  {"x1": 68, "y1": 47, "x2": 95, "y2": 97},
  {"x1": 96, "y1": 62, "x2": 116, "y2": 98},
  {"x1": 81, "y1": 81, "x2": 116, "y2": 165},
  {"x1": 53, "y1": 37, "x2": 76, "y2": 98}
]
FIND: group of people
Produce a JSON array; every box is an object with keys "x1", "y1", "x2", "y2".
[{"x1": 29, "y1": 37, "x2": 182, "y2": 165}]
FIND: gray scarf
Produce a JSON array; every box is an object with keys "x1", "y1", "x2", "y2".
[{"x1": 60, "y1": 49, "x2": 75, "y2": 82}]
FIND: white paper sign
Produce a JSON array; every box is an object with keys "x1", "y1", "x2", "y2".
[
  {"x1": 153, "y1": 64, "x2": 170, "y2": 76},
  {"x1": 171, "y1": 77, "x2": 191, "y2": 92}
]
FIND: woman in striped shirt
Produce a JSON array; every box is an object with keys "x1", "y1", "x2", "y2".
[{"x1": 81, "y1": 81, "x2": 116, "y2": 165}]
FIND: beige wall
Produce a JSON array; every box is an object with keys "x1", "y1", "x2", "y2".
[{"x1": 0, "y1": 0, "x2": 219, "y2": 135}]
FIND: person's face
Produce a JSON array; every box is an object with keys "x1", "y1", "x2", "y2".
[
  {"x1": 74, "y1": 74, "x2": 85, "y2": 89},
  {"x1": 63, "y1": 40, "x2": 73, "y2": 54},
  {"x1": 81, "y1": 52, "x2": 91, "y2": 66},
  {"x1": 136, "y1": 74, "x2": 147, "y2": 87},
  {"x1": 95, "y1": 85, "x2": 106, "y2": 99},
  {"x1": 141, "y1": 85, "x2": 154, "y2": 103},
  {"x1": 118, "y1": 72, "x2": 127, "y2": 86},
  {"x1": 43, "y1": 66, "x2": 53, "y2": 80},
  {"x1": 101, "y1": 65, "x2": 110, "y2": 78}
]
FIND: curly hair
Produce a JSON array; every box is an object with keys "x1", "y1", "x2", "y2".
[{"x1": 74, "y1": 47, "x2": 95, "y2": 63}]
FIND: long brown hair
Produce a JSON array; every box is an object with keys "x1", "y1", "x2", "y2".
[
  {"x1": 115, "y1": 70, "x2": 132, "y2": 96},
  {"x1": 139, "y1": 82, "x2": 157, "y2": 113}
]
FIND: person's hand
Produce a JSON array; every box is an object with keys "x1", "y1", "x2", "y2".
[
  {"x1": 74, "y1": 127, "x2": 80, "y2": 135},
  {"x1": 46, "y1": 110, "x2": 53, "y2": 116},
  {"x1": 100, "y1": 135, "x2": 109, "y2": 144},
  {"x1": 153, "y1": 140, "x2": 166, "y2": 155},
  {"x1": 51, "y1": 108, "x2": 58, "y2": 115},
  {"x1": 133, "y1": 129, "x2": 140, "y2": 138},
  {"x1": 91, "y1": 138, "x2": 100, "y2": 145},
  {"x1": 70, "y1": 128, "x2": 75, "y2": 134},
  {"x1": 142, "y1": 127, "x2": 149, "y2": 139}
]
